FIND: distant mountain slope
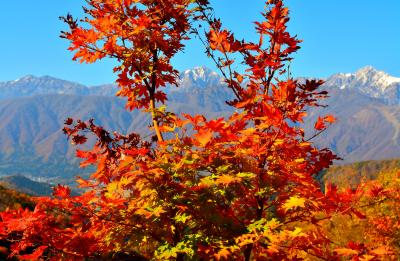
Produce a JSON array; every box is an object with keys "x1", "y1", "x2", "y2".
[
  {"x1": 0, "y1": 183, "x2": 34, "y2": 211},
  {"x1": 0, "y1": 175, "x2": 54, "y2": 196},
  {"x1": 305, "y1": 87, "x2": 400, "y2": 162},
  {"x1": 0, "y1": 95, "x2": 149, "y2": 180},
  {"x1": 0, "y1": 66, "x2": 399, "y2": 180},
  {"x1": 320, "y1": 158, "x2": 400, "y2": 189}
]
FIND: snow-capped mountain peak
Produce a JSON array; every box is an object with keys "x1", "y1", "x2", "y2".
[
  {"x1": 354, "y1": 66, "x2": 400, "y2": 90},
  {"x1": 324, "y1": 66, "x2": 400, "y2": 104},
  {"x1": 12, "y1": 75, "x2": 36, "y2": 83},
  {"x1": 174, "y1": 66, "x2": 224, "y2": 92},
  {"x1": 2, "y1": 66, "x2": 399, "y2": 104},
  {"x1": 184, "y1": 66, "x2": 207, "y2": 80},
  {"x1": 356, "y1": 65, "x2": 377, "y2": 74},
  {"x1": 182, "y1": 66, "x2": 220, "y2": 81}
]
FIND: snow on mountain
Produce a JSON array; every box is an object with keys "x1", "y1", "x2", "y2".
[
  {"x1": 173, "y1": 66, "x2": 224, "y2": 92},
  {"x1": 0, "y1": 67, "x2": 227, "y2": 99},
  {"x1": 324, "y1": 66, "x2": 400, "y2": 104},
  {"x1": 355, "y1": 66, "x2": 400, "y2": 87},
  {"x1": 3, "y1": 66, "x2": 398, "y2": 104},
  {"x1": 0, "y1": 75, "x2": 90, "y2": 99},
  {"x1": 164, "y1": 66, "x2": 233, "y2": 112}
]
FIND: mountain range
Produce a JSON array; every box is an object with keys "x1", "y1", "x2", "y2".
[{"x1": 0, "y1": 66, "x2": 399, "y2": 182}]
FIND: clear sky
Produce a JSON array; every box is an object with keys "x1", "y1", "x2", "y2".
[{"x1": 0, "y1": 0, "x2": 399, "y2": 86}]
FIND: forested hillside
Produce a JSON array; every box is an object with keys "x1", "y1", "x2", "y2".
[
  {"x1": 321, "y1": 158, "x2": 400, "y2": 188},
  {"x1": 0, "y1": 185, "x2": 33, "y2": 212}
]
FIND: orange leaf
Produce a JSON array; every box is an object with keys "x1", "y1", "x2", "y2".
[
  {"x1": 335, "y1": 247, "x2": 358, "y2": 256},
  {"x1": 324, "y1": 115, "x2": 336, "y2": 123},
  {"x1": 215, "y1": 248, "x2": 230, "y2": 260},
  {"x1": 314, "y1": 116, "x2": 326, "y2": 130},
  {"x1": 53, "y1": 184, "x2": 71, "y2": 198},
  {"x1": 194, "y1": 130, "x2": 213, "y2": 146},
  {"x1": 371, "y1": 246, "x2": 392, "y2": 256},
  {"x1": 216, "y1": 175, "x2": 241, "y2": 186}
]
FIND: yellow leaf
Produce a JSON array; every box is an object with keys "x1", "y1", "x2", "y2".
[
  {"x1": 283, "y1": 196, "x2": 306, "y2": 211},
  {"x1": 159, "y1": 124, "x2": 176, "y2": 132},
  {"x1": 199, "y1": 176, "x2": 214, "y2": 187},
  {"x1": 274, "y1": 139, "x2": 284, "y2": 146},
  {"x1": 360, "y1": 255, "x2": 375, "y2": 261},
  {"x1": 237, "y1": 172, "x2": 256, "y2": 179},
  {"x1": 299, "y1": 142, "x2": 311, "y2": 147},
  {"x1": 240, "y1": 128, "x2": 256, "y2": 137},
  {"x1": 371, "y1": 246, "x2": 392, "y2": 256},
  {"x1": 216, "y1": 175, "x2": 241, "y2": 186},
  {"x1": 335, "y1": 248, "x2": 358, "y2": 256},
  {"x1": 105, "y1": 181, "x2": 119, "y2": 198},
  {"x1": 290, "y1": 227, "x2": 305, "y2": 237},
  {"x1": 152, "y1": 206, "x2": 166, "y2": 217},
  {"x1": 119, "y1": 176, "x2": 134, "y2": 187}
]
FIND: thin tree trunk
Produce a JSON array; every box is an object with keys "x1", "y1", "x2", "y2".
[
  {"x1": 176, "y1": 253, "x2": 185, "y2": 261},
  {"x1": 244, "y1": 244, "x2": 252, "y2": 261},
  {"x1": 149, "y1": 97, "x2": 164, "y2": 142}
]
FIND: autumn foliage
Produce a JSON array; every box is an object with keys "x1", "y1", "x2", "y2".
[{"x1": 0, "y1": 0, "x2": 398, "y2": 260}]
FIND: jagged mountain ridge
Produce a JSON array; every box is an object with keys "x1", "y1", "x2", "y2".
[
  {"x1": 2, "y1": 66, "x2": 399, "y2": 103},
  {"x1": 0, "y1": 66, "x2": 399, "y2": 180},
  {"x1": 0, "y1": 67, "x2": 229, "y2": 99},
  {"x1": 323, "y1": 66, "x2": 400, "y2": 105},
  {"x1": 0, "y1": 74, "x2": 125, "y2": 98}
]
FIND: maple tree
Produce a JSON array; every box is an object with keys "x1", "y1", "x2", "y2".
[{"x1": 0, "y1": 0, "x2": 398, "y2": 260}]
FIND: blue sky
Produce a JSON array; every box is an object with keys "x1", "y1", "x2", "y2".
[{"x1": 0, "y1": 0, "x2": 399, "y2": 85}]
